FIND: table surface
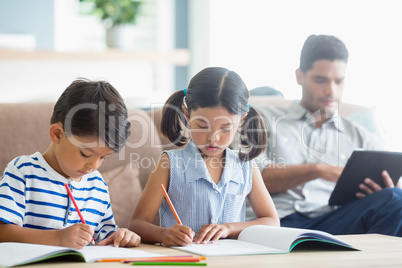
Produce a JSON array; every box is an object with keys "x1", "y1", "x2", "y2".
[{"x1": 21, "y1": 234, "x2": 402, "y2": 268}]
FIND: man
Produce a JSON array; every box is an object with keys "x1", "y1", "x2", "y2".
[{"x1": 256, "y1": 34, "x2": 402, "y2": 236}]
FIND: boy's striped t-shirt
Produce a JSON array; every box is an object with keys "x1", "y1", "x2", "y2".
[{"x1": 0, "y1": 152, "x2": 118, "y2": 243}]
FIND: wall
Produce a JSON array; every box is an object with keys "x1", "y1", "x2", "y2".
[{"x1": 0, "y1": 0, "x2": 55, "y2": 49}]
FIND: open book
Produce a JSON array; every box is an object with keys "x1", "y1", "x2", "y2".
[
  {"x1": 0, "y1": 243, "x2": 165, "y2": 267},
  {"x1": 173, "y1": 225, "x2": 358, "y2": 256}
]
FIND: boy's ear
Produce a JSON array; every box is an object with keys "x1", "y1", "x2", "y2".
[{"x1": 49, "y1": 123, "x2": 64, "y2": 144}]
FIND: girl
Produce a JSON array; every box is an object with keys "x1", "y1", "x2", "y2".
[{"x1": 129, "y1": 67, "x2": 279, "y2": 246}]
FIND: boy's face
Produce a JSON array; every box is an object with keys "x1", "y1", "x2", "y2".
[
  {"x1": 297, "y1": 59, "x2": 346, "y2": 118},
  {"x1": 52, "y1": 131, "x2": 114, "y2": 181}
]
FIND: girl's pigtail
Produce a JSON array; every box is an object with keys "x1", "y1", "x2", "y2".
[
  {"x1": 239, "y1": 105, "x2": 268, "y2": 161},
  {"x1": 161, "y1": 90, "x2": 189, "y2": 147}
]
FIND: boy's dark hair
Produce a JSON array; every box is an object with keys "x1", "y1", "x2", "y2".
[
  {"x1": 51, "y1": 79, "x2": 131, "y2": 152},
  {"x1": 299, "y1": 34, "x2": 349, "y2": 72},
  {"x1": 161, "y1": 67, "x2": 267, "y2": 161}
]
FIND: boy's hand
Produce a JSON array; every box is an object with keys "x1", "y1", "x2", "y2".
[
  {"x1": 193, "y1": 224, "x2": 230, "y2": 244},
  {"x1": 57, "y1": 223, "x2": 94, "y2": 249},
  {"x1": 98, "y1": 228, "x2": 141, "y2": 247},
  {"x1": 162, "y1": 224, "x2": 194, "y2": 247}
]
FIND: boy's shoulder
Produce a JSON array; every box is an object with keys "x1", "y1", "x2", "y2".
[
  {"x1": 6, "y1": 152, "x2": 43, "y2": 170},
  {"x1": 84, "y1": 170, "x2": 108, "y2": 187}
]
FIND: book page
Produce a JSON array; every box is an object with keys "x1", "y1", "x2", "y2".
[
  {"x1": 238, "y1": 225, "x2": 353, "y2": 252},
  {"x1": 173, "y1": 226, "x2": 356, "y2": 256},
  {"x1": 79, "y1": 245, "x2": 164, "y2": 262},
  {"x1": 0, "y1": 243, "x2": 164, "y2": 267},
  {"x1": 0, "y1": 243, "x2": 78, "y2": 267},
  {"x1": 173, "y1": 239, "x2": 285, "y2": 256}
]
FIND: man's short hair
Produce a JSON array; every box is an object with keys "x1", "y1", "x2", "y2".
[{"x1": 299, "y1": 34, "x2": 349, "y2": 72}]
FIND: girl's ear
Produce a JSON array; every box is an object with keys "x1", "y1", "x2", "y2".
[
  {"x1": 241, "y1": 112, "x2": 248, "y2": 123},
  {"x1": 49, "y1": 123, "x2": 64, "y2": 144},
  {"x1": 182, "y1": 105, "x2": 190, "y2": 120}
]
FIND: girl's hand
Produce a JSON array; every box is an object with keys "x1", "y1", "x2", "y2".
[
  {"x1": 98, "y1": 228, "x2": 141, "y2": 247},
  {"x1": 162, "y1": 224, "x2": 194, "y2": 247},
  {"x1": 193, "y1": 224, "x2": 230, "y2": 244},
  {"x1": 57, "y1": 223, "x2": 94, "y2": 249}
]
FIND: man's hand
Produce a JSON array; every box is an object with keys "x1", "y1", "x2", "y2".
[{"x1": 356, "y1": 170, "x2": 400, "y2": 198}]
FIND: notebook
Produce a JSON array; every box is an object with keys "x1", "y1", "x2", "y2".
[
  {"x1": 173, "y1": 225, "x2": 358, "y2": 256},
  {"x1": 0, "y1": 243, "x2": 165, "y2": 267},
  {"x1": 328, "y1": 150, "x2": 402, "y2": 206}
]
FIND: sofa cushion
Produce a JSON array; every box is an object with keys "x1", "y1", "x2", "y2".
[
  {"x1": 0, "y1": 103, "x2": 54, "y2": 173},
  {"x1": 99, "y1": 108, "x2": 163, "y2": 190},
  {"x1": 101, "y1": 163, "x2": 142, "y2": 228}
]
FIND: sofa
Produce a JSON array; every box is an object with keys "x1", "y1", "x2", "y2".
[{"x1": 0, "y1": 97, "x2": 377, "y2": 229}]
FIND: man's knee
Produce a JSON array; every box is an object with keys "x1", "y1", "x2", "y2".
[{"x1": 371, "y1": 187, "x2": 402, "y2": 206}]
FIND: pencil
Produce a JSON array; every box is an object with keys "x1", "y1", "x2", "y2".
[
  {"x1": 131, "y1": 262, "x2": 207, "y2": 266},
  {"x1": 160, "y1": 184, "x2": 182, "y2": 224},
  {"x1": 64, "y1": 183, "x2": 95, "y2": 245},
  {"x1": 124, "y1": 257, "x2": 205, "y2": 263},
  {"x1": 96, "y1": 256, "x2": 206, "y2": 263}
]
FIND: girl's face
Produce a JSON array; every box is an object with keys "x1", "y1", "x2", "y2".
[
  {"x1": 52, "y1": 133, "x2": 113, "y2": 181},
  {"x1": 187, "y1": 106, "x2": 244, "y2": 158}
]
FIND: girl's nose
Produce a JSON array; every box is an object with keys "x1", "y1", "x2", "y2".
[{"x1": 208, "y1": 130, "x2": 220, "y2": 143}]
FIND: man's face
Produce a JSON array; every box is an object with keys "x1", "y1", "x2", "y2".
[{"x1": 297, "y1": 59, "x2": 347, "y2": 117}]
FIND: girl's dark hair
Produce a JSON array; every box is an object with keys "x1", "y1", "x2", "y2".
[
  {"x1": 51, "y1": 78, "x2": 131, "y2": 152},
  {"x1": 161, "y1": 67, "x2": 267, "y2": 161}
]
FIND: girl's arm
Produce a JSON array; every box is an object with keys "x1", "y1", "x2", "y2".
[
  {"x1": 194, "y1": 163, "x2": 280, "y2": 243},
  {"x1": 128, "y1": 153, "x2": 194, "y2": 246},
  {"x1": 0, "y1": 221, "x2": 94, "y2": 249},
  {"x1": 247, "y1": 163, "x2": 280, "y2": 226}
]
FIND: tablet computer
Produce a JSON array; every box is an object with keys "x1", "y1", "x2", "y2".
[{"x1": 328, "y1": 150, "x2": 402, "y2": 206}]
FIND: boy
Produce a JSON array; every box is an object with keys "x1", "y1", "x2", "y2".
[{"x1": 0, "y1": 79, "x2": 141, "y2": 248}]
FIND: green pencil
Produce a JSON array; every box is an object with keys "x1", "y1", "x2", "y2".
[{"x1": 132, "y1": 262, "x2": 207, "y2": 266}]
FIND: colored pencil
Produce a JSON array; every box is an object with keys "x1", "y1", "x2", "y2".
[
  {"x1": 131, "y1": 262, "x2": 207, "y2": 266},
  {"x1": 64, "y1": 183, "x2": 95, "y2": 245},
  {"x1": 96, "y1": 256, "x2": 206, "y2": 263},
  {"x1": 123, "y1": 257, "x2": 205, "y2": 263},
  {"x1": 160, "y1": 184, "x2": 182, "y2": 224}
]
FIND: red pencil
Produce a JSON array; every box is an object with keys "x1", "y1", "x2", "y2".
[{"x1": 64, "y1": 183, "x2": 95, "y2": 245}]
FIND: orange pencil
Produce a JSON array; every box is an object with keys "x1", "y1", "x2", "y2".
[
  {"x1": 64, "y1": 183, "x2": 95, "y2": 245},
  {"x1": 96, "y1": 256, "x2": 206, "y2": 263},
  {"x1": 160, "y1": 184, "x2": 182, "y2": 224}
]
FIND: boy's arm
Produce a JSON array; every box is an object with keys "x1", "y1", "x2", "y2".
[
  {"x1": 0, "y1": 221, "x2": 59, "y2": 244},
  {"x1": 0, "y1": 221, "x2": 94, "y2": 249},
  {"x1": 96, "y1": 180, "x2": 141, "y2": 247}
]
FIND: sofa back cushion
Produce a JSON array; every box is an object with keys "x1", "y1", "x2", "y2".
[{"x1": 0, "y1": 103, "x2": 53, "y2": 173}]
